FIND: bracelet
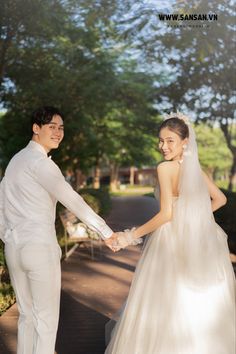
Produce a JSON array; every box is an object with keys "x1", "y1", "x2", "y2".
[{"x1": 116, "y1": 228, "x2": 142, "y2": 249}]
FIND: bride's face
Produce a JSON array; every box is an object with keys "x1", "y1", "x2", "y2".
[{"x1": 158, "y1": 127, "x2": 187, "y2": 161}]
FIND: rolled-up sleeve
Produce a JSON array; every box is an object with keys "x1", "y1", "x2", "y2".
[
  {"x1": 0, "y1": 179, "x2": 6, "y2": 243},
  {"x1": 34, "y1": 158, "x2": 113, "y2": 239}
]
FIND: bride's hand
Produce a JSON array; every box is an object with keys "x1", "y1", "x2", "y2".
[
  {"x1": 112, "y1": 228, "x2": 143, "y2": 251},
  {"x1": 105, "y1": 233, "x2": 125, "y2": 252}
]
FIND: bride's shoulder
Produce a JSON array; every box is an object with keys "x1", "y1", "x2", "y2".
[
  {"x1": 157, "y1": 160, "x2": 178, "y2": 173},
  {"x1": 157, "y1": 161, "x2": 169, "y2": 170}
]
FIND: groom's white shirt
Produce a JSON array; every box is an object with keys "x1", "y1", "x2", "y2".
[{"x1": 0, "y1": 140, "x2": 113, "y2": 245}]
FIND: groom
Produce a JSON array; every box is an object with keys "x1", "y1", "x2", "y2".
[{"x1": 0, "y1": 106, "x2": 115, "y2": 354}]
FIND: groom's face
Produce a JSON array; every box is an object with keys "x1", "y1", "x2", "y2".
[{"x1": 33, "y1": 114, "x2": 64, "y2": 153}]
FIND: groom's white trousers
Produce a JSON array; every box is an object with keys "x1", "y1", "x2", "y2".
[{"x1": 5, "y1": 242, "x2": 61, "y2": 354}]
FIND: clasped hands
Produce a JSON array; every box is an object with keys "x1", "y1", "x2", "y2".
[{"x1": 105, "y1": 228, "x2": 142, "y2": 252}]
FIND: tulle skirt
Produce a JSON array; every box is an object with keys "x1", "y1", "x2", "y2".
[{"x1": 105, "y1": 222, "x2": 236, "y2": 354}]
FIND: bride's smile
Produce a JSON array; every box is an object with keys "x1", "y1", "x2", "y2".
[{"x1": 158, "y1": 127, "x2": 188, "y2": 161}]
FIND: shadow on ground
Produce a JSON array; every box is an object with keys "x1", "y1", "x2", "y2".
[{"x1": 56, "y1": 290, "x2": 110, "y2": 354}]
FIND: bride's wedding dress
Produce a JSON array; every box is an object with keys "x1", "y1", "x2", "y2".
[
  {"x1": 105, "y1": 190, "x2": 235, "y2": 354},
  {"x1": 105, "y1": 121, "x2": 236, "y2": 354}
]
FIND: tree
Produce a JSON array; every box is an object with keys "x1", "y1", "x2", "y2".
[
  {"x1": 112, "y1": 0, "x2": 236, "y2": 190},
  {"x1": 0, "y1": 0, "x2": 66, "y2": 90},
  {"x1": 158, "y1": 0, "x2": 236, "y2": 189},
  {"x1": 0, "y1": 0, "x2": 161, "y2": 189},
  {"x1": 195, "y1": 123, "x2": 233, "y2": 180}
]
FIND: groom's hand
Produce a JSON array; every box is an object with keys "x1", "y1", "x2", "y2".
[{"x1": 104, "y1": 233, "x2": 120, "y2": 252}]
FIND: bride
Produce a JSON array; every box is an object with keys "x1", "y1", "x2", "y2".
[{"x1": 105, "y1": 113, "x2": 236, "y2": 354}]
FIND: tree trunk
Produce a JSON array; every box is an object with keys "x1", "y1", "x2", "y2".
[
  {"x1": 228, "y1": 156, "x2": 236, "y2": 191},
  {"x1": 75, "y1": 169, "x2": 86, "y2": 190},
  {"x1": 110, "y1": 163, "x2": 119, "y2": 192},
  {"x1": 129, "y1": 166, "x2": 135, "y2": 185},
  {"x1": 93, "y1": 164, "x2": 100, "y2": 189},
  {"x1": 220, "y1": 121, "x2": 236, "y2": 191}
]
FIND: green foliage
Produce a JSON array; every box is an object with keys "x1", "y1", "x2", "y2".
[
  {"x1": 0, "y1": 283, "x2": 16, "y2": 316},
  {"x1": 115, "y1": 0, "x2": 235, "y2": 124},
  {"x1": 0, "y1": 1, "x2": 160, "y2": 174},
  {"x1": 195, "y1": 123, "x2": 233, "y2": 175},
  {"x1": 112, "y1": 0, "x2": 236, "y2": 189},
  {"x1": 79, "y1": 187, "x2": 111, "y2": 216},
  {"x1": 1, "y1": 0, "x2": 234, "y2": 187},
  {"x1": 56, "y1": 187, "x2": 111, "y2": 240},
  {"x1": 0, "y1": 242, "x2": 15, "y2": 316}
]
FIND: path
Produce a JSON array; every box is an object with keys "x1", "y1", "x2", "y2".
[{"x1": 0, "y1": 196, "x2": 159, "y2": 354}]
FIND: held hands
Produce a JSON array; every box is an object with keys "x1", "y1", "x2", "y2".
[
  {"x1": 104, "y1": 233, "x2": 118, "y2": 252},
  {"x1": 104, "y1": 228, "x2": 142, "y2": 252}
]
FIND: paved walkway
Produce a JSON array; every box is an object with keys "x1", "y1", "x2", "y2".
[{"x1": 0, "y1": 196, "x2": 159, "y2": 354}]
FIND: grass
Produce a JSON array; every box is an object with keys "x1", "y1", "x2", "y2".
[
  {"x1": 111, "y1": 185, "x2": 154, "y2": 197},
  {"x1": 0, "y1": 282, "x2": 16, "y2": 316}
]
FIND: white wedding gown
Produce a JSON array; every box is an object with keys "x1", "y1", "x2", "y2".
[{"x1": 105, "y1": 189, "x2": 236, "y2": 354}]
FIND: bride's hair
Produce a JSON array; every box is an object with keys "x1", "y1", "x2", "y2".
[{"x1": 158, "y1": 117, "x2": 189, "y2": 140}]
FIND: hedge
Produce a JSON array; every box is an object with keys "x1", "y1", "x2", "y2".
[
  {"x1": 56, "y1": 187, "x2": 112, "y2": 238},
  {"x1": 79, "y1": 187, "x2": 111, "y2": 216},
  {"x1": 0, "y1": 283, "x2": 15, "y2": 316}
]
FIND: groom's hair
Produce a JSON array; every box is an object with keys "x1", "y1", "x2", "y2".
[{"x1": 31, "y1": 106, "x2": 64, "y2": 128}]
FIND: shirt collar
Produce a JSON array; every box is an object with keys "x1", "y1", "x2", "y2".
[{"x1": 27, "y1": 140, "x2": 48, "y2": 156}]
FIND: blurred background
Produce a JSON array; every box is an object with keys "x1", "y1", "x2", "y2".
[
  {"x1": 0, "y1": 0, "x2": 235, "y2": 312},
  {"x1": 0, "y1": 0, "x2": 235, "y2": 191}
]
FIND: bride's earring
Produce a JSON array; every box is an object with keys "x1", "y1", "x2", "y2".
[{"x1": 183, "y1": 144, "x2": 192, "y2": 156}]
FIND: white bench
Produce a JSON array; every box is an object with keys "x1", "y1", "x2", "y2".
[{"x1": 59, "y1": 208, "x2": 102, "y2": 260}]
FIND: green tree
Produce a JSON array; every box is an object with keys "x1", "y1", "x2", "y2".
[
  {"x1": 0, "y1": 0, "x2": 66, "y2": 89},
  {"x1": 0, "y1": 0, "x2": 161, "y2": 189},
  {"x1": 112, "y1": 0, "x2": 236, "y2": 190},
  {"x1": 195, "y1": 123, "x2": 233, "y2": 181},
  {"x1": 157, "y1": 0, "x2": 236, "y2": 190}
]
